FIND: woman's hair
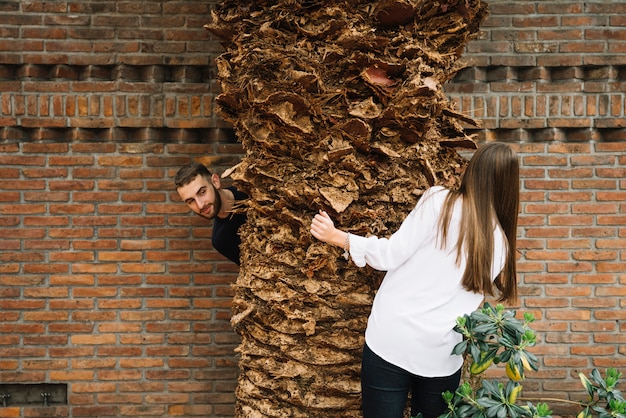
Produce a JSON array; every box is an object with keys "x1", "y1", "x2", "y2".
[
  {"x1": 174, "y1": 162, "x2": 212, "y2": 189},
  {"x1": 438, "y1": 142, "x2": 519, "y2": 303}
]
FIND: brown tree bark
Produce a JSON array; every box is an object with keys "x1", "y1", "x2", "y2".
[{"x1": 206, "y1": 1, "x2": 488, "y2": 416}]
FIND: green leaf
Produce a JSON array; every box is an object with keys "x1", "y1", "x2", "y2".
[
  {"x1": 451, "y1": 339, "x2": 468, "y2": 355},
  {"x1": 535, "y1": 402, "x2": 553, "y2": 417},
  {"x1": 502, "y1": 319, "x2": 525, "y2": 334},
  {"x1": 496, "y1": 404, "x2": 508, "y2": 418},
  {"x1": 498, "y1": 349, "x2": 512, "y2": 363},
  {"x1": 523, "y1": 311, "x2": 535, "y2": 323},
  {"x1": 604, "y1": 368, "x2": 621, "y2": 391},
  {"x1": 607, "y1": 398, "x2": 626, "y2": 414},
  {"x1": 458, "y1": 382, "x2": 473, "y2": 398},
  {"x1": 591, "y1": 368, "x2": 605, "y2": 387},
  {"x1": 579, "y1": 372, "x2": 595, "y2": 398},
  {"x1": 469, "y1": 343, "x2": 482, "y2": 363},
  {"x1": 474, "y1": 323, "x2": 499, "y2": 334},
  {"x1": 455, "y1": 404, "x2": 478, "y2": 417},
  {"x1": 481, "y1": 380, "x2": 504, "y2": 398},
  {"x1": 497, "y1": 335, "x2": 516, "y2": 349},
  {"x1": 472, "y1": 311, "x2": 494, "y2": 323},
  {"x1": 521, "y1": 329, "x2": 537, "y2": 346},
  {"x1": 477, "y1": 396, "x2": 501, "y2": 409}
]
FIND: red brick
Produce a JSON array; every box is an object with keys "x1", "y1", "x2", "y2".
[
  {"x1": 69, "y1": 334, "x2": 117, "y2": 346},
  {"x1": 596, "y1": 262, "x2": 626, "y2": 273},
  {"x1": 572, "y1": 179, "x2": 618, "y2": 189},
  {"x1": 72, "y1": 406, "x2": 120, "y2": 417},
  {"x1": 572, "y1": 202, "x2": 618, "y2": 214},
  {"x1": 548, "y1": 191, "x2": 592, "y2": 201},
  {"x1": 539, "y1": 54, "x2": 585, "y2": 67},
  {"x1": 96, "y1": 393, "x2": 143, "y2": 404},
  {"x1": 119, "y1": 405, "x2": 166, "y2": 416},
  {"x1": 0, "y1": 407, "x2": 19, "y2": 417},
  {"x1": 523, "y1": 179, "x2": 570, "y2": 190},
  {"x1": 548, "y1": 215, "x2": 593, "y2": 227}
]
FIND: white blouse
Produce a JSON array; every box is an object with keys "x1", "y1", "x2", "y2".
[{"x1": 348, "y1": 186, "x2": 507, "y2": 377}]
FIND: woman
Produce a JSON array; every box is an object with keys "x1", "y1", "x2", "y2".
[{"x1": 310, "y1": 142, "x2": 520, "y2": 418}]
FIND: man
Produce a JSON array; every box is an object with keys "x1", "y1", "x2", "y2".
[{"x1": 175, "y1": 162, "x2": 247, "y2": 265}]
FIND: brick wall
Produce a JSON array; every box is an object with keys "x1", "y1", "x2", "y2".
[
  {"x1": 0, "y1": 1, "x2": 243, "y2": 417},
  {"x1": 448, "y1": 1, "x2": 626, "y2": 142},
  {"x1": 0, "y1": 142, "x2": 242, "y2": 417},
  {"x1": 0, "y1": 1, "x2": 624, "y2": 417},
  {"x1": 0, "y1": 0, "x2": 226, "y2": 141}
]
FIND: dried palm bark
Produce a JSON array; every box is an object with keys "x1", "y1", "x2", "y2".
[{"x1": 206, "y1": 1, "x2": 488, "y2": 416}]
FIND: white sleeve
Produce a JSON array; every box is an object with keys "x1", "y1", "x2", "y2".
[{"x1": 348, "y1": 187, "x2": 443, "y2": 270}]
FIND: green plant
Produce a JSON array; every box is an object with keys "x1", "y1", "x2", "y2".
[
  {"x1": 578, "y1": 368, "x2": 626, "y2": 418},
  {"x1": 410, "y1": 303, "x2": 625, "y2": 418},
  {"x1": 453, "y1": 302, "x2": 539, "y2": 385}
]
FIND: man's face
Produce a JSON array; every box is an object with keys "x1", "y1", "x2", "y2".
[{"x1": 177, "y1": 174, "x2": 222, "y2": 220}]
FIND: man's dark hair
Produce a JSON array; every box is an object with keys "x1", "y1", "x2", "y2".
[{"x1": 174, "y1": 162, "x2": 211, "y2": 189}]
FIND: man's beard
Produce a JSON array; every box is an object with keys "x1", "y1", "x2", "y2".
[{"x1": 200, "y1": 185, "x2": 222, "y2": 220}]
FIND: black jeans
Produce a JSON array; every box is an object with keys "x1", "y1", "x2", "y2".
[{"x1": 360, "y1": 343, "x2": 461, "y2": 418}]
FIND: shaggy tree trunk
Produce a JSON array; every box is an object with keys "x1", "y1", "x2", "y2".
[{"x1": 206, "y1": 1, "x2": 488, "y2": 416}]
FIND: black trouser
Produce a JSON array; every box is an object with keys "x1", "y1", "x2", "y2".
[{"x1": 360, "y1": 343, "x2": 461, "y2": 418}]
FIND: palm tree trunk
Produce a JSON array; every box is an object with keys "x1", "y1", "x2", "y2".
[{"x1": 206, "y1": 1, "x2": 488, "y2": 416}]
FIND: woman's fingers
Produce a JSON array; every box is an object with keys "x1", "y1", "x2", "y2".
[{"x1": 310, "y1": 211, "x2": 334, "y2": 242}]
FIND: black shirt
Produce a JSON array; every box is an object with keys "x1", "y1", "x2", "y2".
[{"x1": 211, "y1": 187, "x2": 247, "y2": 265}]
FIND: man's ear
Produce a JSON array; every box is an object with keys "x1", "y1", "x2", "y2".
[{"x1": 211, "y1": 173, "x2": 221, "y2": 189}]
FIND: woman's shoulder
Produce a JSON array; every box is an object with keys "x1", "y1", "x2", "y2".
[
  {"x1": 414, "y1": 186, "x2": 450, "y2": 214},
  {"x1": 422, "y1": 185, "x2": 449, "y2": 201},
  {"x1": 427, "y1": 185, "x2": 447, "y2": 194}
]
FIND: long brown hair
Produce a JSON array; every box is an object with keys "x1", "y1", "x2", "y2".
[{"x1": 438, "y1": 142, "x2": 519, "y2": 303}]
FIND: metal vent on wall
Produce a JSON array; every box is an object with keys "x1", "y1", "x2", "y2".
[{"x1": 0, "y1": 383, "x2": 67, "y2": 407}]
